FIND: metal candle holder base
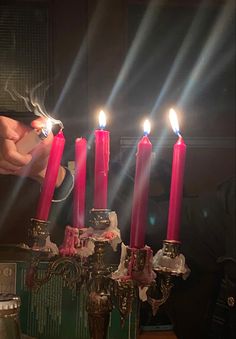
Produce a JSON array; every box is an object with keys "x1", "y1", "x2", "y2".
[
  {"x1": 26, "y1": 214, "x2": 189, "y2": 339},
  {"x1": 148, "y1": 239, "x2": 188, "y2": 316},
  {"x1": 86, "y1": 209, "x2": 114, "y2": 339},
  {"x1": 29, "y1": 218, "x2": 50, "y2": 251},
  {"x1": 126, "y1": 246, "x2": 148, "y2": 271},
  {"x1": 162, "y1": 240, "x2": 181, "y2": 258},
  {"x1": 89, "y1": 209, "x2": 111, "y2": 230},
  {"x1": 87, "y1": 240, "x2": 113, "y2": 339},
  {"x1": 153, "y1": 240, "x2": 187, "y2": 275}
]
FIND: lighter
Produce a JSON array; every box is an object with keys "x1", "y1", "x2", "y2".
[{"x1": 16, "y1": 119, "x2": 53, "y2": 154}]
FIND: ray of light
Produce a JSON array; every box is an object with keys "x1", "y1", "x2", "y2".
[
  {"x1": 150, "y1": 1, "x2": 210, "y2": 116},
  {"x1": 178, "y1": 0, "x2": 235, "y2": 108},
  {"x1": 195, "y1": 45, "x2": 235, "y2": 98},
  {"x1": 53, "y1": 0, "x2": 110, "y2": 115},
  {"x1": 106, "y1": 0, "x2": 162, "y2": 108},
  {"x1": 109, "y1": 143, "x2": 136, "y2": 209},
  {"x1": 0, "y1": 175, "x2": 32, "y2": 231}
]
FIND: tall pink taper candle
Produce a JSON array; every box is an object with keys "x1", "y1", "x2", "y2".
[
  {"x1": 36, "y1": 130, "x2": 65, "y2": 220},
  {"x1": 73, "y1": 137, "x2": 87, "y2": 228},
  {"x1": 167, "y1": 109, "x2": 186, "y2": 241},
  {"x1": 130, "y1": 120, "x2": 152, "y2": 248},
  {"x1": 94, "y1": 110, "x2": 110, "y2": 209}
]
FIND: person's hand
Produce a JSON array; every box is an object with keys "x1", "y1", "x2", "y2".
[
  {"x1": 0, "y1": 116, "x2": 65, "y2": 187},
  {"x1": 0, "y1": 116, "x2": 32, "y2": 174},
  {"x1": 18, "y1": 117, "x2": 54, "y2": 182}
]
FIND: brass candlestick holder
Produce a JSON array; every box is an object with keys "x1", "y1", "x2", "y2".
[
  {"x1": 29, "y1": 218, "x2": 50, "y2": 251},
  {"x1": 88, "y1": 209, "x2": 111, "y2": 230},
  {"x1": 26, "y1": 253, "x2": 84, "y2": 290},
  {"x1": 26, "y1": 213, "x2": 189, "y2": 339},
  {"x1": 125, "y1": 246, "x2": 148, "y2": 271},
  {"x1": 111, "y1": 244, "x2": 155, "y2": 327},
  {"x1": 86, "y1": 208, "x2": 114, "y2": 339},
  {"x1": 111, "y1": 278, "x2": 136, "y2": 327},
  {"x1": 148, "y1": 239, "x2": 189, "y2": 316},
  {"x1": 86, "y1": 241, "x2": 113, "y2": 339}
]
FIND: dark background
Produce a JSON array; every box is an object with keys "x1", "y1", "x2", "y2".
[
  {"x1": 0, "y1": 0, "x2": 235, "y2": 241},
  {"x1": 0, "y1": 2, "x2": 235, "y2": 337}
]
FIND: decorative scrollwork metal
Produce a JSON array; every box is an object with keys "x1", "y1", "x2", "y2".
[
  {"x1": 147, "y1": 275, "x2": 173, "y2": 316},
  {"x1": 111, "y1": 278, "x2": 136, "y2": 327},
  {"x1": 25, "y1": 212, "x2": 189, "y2": 339},
  {"x1": 26, "y1": 255, "x2": 84, "y2": 290}
]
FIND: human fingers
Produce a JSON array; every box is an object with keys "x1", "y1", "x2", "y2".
[
  {"x1": 0, "y1": 116, "x2": 20, "y2": 140},
  {"x1": 31, "y1": 117, "x2": 47, "y2": 129},
  {"x1": 0, "y1": 158, "x2": 22, "y2": 173},
  {"x1": 1, "y1": 139, "x2": 32, "y2": 167},
  {"x1": 30, "y1": 130, "x2": 53, "y2": 159},
  {"x1": 0, "y1": 142, "x2": 22, "y2": 172},
  {"x1": 0, "y1": 116, "x2": 28, "y2": 140},
  {"x1": 31, "y1": 118, "x2": 61, "y2": 136},
  {"x1": 18, "y1": 133, "x2": 52, "y2": 177}
]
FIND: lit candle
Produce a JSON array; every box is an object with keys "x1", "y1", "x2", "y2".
[
  {"x1": 36, "y1": 130, "x2": 65, "y2": 220},
  {"x1": 73, "y1": 137, "x2": 87, "y2": 228},
  {"x1": 94, "y1": 110, "x2": 110, "y2": 209},
  {"x1": 167, "y1": 108, "x2": 186, "y2": 241},
  {"x1": 130, "y1": 119, "x2": 152, "y2": 248}
]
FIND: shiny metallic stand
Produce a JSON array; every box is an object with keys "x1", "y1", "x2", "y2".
[
  {"x1": 26, "y1": 214, "x2": 188, "y2": 339},
  {"x1": 29, "y1": 218, "x2": 50, "y2": 251},
  {"x1": 149, "y1": 240, "x2": 188, "y2": 315}
]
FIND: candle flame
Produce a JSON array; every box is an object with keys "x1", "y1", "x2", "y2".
[
  {"x1": 169, "y1": 108, "x2": 180, "y2": 135},
  {"x1": 143, "y1": 119, "x2": 151, "y2": 135},
  {"x1": 99, "y1": 110, "x2": 106, "y2": 129}
]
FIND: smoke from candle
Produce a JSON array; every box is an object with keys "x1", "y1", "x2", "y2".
[{"x1": 4, "y1": 79, "x2": 63, "y2": 129}]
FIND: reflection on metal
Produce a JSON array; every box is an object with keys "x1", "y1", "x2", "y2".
[{"x1": 27, "y1": 213, "x2": 188, "y2": 339}]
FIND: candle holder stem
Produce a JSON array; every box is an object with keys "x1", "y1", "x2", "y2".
[
  {"x1": 148, "y1": 240, "x2": 189, "y2": 316},
  {"x1": 29, "y1": 218, "x2": 50, "y2": 251},
  {"x1": 112, "y1": 279, "x2": 136, "y2": 327},
  {"x1": 147, "y1": 274, "x2": 173, "y2": 316},
  {"x1": 87, "y1": 240, "x2": 113, "y2": 339}
]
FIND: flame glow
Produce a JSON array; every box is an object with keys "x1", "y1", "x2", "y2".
[
  {"x1": 143, "y1": 119, "x2": 151, "y2": 135},
  {"x1": 99, "y1": 110, "x2": 106, "y2": 129},
  {"x1": 46, "y1": 119, "x2": 53, "y2": 133},
  {"x1": 169, "y1": 108, "x2": 180, "y2": 135}
]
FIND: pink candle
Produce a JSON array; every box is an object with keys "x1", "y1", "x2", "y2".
[
  {"x1": 130, "y1": 120, "x2": 152, "y2": 248},
  {"x1": 167, "y1": 109, "x2": 186, "y2": 241},
  {"x1": 94, "y1": 111, "x2": 110, "y2": 209},
  {"x1": 36, "y1": 130, "x2": 65, "y2": 220},
  {"x1": 73, "y1": 137, "x2": 87, "y2": 228}
]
